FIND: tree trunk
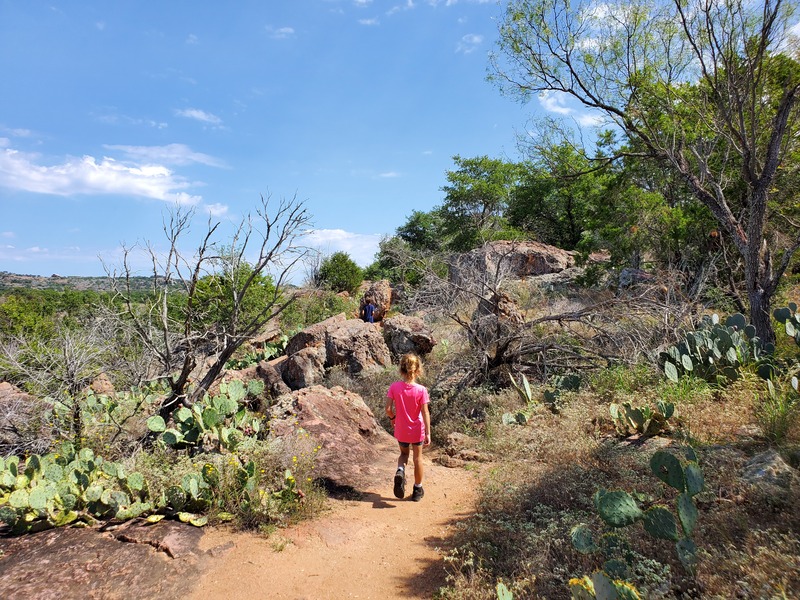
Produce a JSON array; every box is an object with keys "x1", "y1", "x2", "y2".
[
  {"x1": 747, "y1": 286, "x2": 776, "y2": 348},
  {"x1": 188, "y1": 344, "x2": 240, "y2": 404}
]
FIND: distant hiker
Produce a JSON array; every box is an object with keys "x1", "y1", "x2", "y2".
[
  {"x1": 385, "y1": 353, "x2": 431, "y2": 501},
  {"x1": 363, "y1": 298, "x2": 375, "y2": 323}
]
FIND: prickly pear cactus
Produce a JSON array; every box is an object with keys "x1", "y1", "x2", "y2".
[{"x1": 661, "y1": 312, "x2": 771, "y2": 385}]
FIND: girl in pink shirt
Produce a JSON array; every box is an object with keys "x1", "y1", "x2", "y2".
[{"x1": 385, "y1": 353, "x2": 431, "y2": 501}]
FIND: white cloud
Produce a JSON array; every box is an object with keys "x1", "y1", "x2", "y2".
[
  {"x1": 354, "y1": 0, "x2": 373, "y2": 5},
  {"x1": 539, "y1": 91, "x2": 572, "y2": 115},
  {"x1": 301, "y1": 229, "x2": 382, "y2": 266},
  {"x1": 175, "y1": 108, "x2": 223, "y2": 125},
  {"x1": 95, "y1": 22, "x2": 106, "y2": 31},
  {"x1": 94, "y1": 113, "x2": 169, "y2": 129},
  {"x1": 204, "y1": 203, "x2": 229, "y2": 217},
  {"x1": 577, "y1": 113, "x2": 604, "y2": 127},
  {"x1": 103, "y1": 143, "x2": 226, "y2": 168},
  {"x1": 379, "y1": 171, "x2": 400, "y2": 178},
  {"x1": 186, "y1": 33, "x2": 199, "y2": 44},
  {"x1": 0, "y1": 138, "x2": 9, "y2": 148},
  {"x1": 388, "y1": 1, "x2": 415, "y2": 15},
  {"x1": 1, "y1": 231, "x2": 14, "y2": 238},
  {"x1": 456, "y1": 33, "x2": 482, "y2": 54},
  {"x1": 1, "y1": 127, "x2": 33, "y2": 138},
  {"x1": 359, "y1": 18, "x2": 380, "y2": 25},
  {"x1": 540, "y1": 91, "x2": 604, "y2": 126},
  {"x1": 266, "y1": 26, "x2": 295, "y2": 39},
  {"x1": 0, "y1": 146, "x2": 202, "y2": 205}
]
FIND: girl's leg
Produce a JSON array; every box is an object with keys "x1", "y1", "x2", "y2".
[
  {"x1": 411, "y1": 444, "x2": 423, "y2": 485},
  {"x1": 398, "y1": 444, "x2": 410, "y2": 469}
]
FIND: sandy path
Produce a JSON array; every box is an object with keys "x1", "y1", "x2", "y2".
[{"x1": 190, "y1": 443, "x2": 478, "y2": 600}]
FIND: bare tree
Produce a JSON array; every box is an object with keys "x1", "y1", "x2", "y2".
[
  {"x1": 109, "y1": 194, "x2": 311, "y2": 419},
  {"x1": 410, "y1": 243, "x2": 694, "y2": 400},
  {"x1": 0, "y1": 318, "x2": 117, "y2": 443},
  {"x1": 492, "y1": 0, "x2": 800, "y2": 344}
]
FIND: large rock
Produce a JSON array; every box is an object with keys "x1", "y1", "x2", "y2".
[
  {"x1": 741, "y1": 450, "x2": 798, "y2": 497},
  {"x1": 0, "y1": 382, "x2": 52, "y2": 456},
  {"x1": 0, "y1": 521, "x2": 219, "y2": 599},
  {"x1": 269, "y1": 385, "x2": 393, "y2": 488},
  {"x1": 325, "y1": 319, "x2": 392, "y2": 375},
  {"x1": 285, "y1": 313, "x2": 347, "y2": 356},
  {"x1": 283, "y1": 346, "x2": 327, "y2": 390},
  {"x1": 359, "y1": 279, "x2": 393, "y2": 322},
  {"x1": 383, "y1": 314, "x2": 436, "y2": 357},
  {"x1": 450, "y1": 240, "x2": 576, "y2": 286},
  {"x1": 256, "y1": 358, "x2": 291, "y2": 399}
]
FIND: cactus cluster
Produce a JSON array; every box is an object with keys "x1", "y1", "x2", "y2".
[
  {"x1": 0, "y1": 443, "x2": 151, "y2": 534},
  {"x1": 773, "y1": 302, "x2": 800, "y2": 394},
  {"x1": 147, "y1": 380, "x2": 264, "y2": 452},
  {"x1": 660, "y1": 313, "x2": 772, "y2": 385},
  {"x1": 0, "y1": 441, "x2": 228, "y2": 533},
  {"x1": 774, "y1": 302, "x2": 800, "y2": 347},
  {"x1": 570, "y1": 446, "x2": 704, "y2": 584},
  {"x1": 609, "y1": 400, "x2": 674, "y2": 437}
]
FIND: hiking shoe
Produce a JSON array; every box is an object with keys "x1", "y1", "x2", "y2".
[
  {"x1": 411, "y1": 485, "x2": 424, "y2": 502},
  {"x1": 393, "y1": 468, "x2": 406, "y2": 499}
]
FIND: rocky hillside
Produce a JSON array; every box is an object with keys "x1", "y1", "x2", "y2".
[{"x1": 0, "y1": 271, "x2": 156, "y2": 293}]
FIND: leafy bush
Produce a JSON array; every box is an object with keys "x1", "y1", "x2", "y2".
[
  {"x1": 280, "y1": 290, "x2": 356, "y2": 332},
  {"x1": 317, "y1": 251, "x2": 363, "y2": 294},
  {"x1": 225, "y1": 335, "x2": 288, "y2": 370}
]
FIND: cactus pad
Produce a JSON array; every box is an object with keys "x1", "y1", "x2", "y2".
[
  {"x1": 595, "y1": 490, "x2": 643, "y2": 528},
  {"x1": 570, "y1": 523, "x2": 598, "y2": 554},
  {"x1": 642, "y1": 506, "x2": 679, "y2": 541},
  {"x1": 650, "y1": 451, "x2": 685, "y2": 492}
]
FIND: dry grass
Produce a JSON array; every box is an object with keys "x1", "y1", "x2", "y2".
[{"x1": 435, "y1": 374, "x2": 800, "y2": 600}]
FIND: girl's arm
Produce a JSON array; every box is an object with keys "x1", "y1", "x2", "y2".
[
  {"x1": 422, "y1": 403, "x2": 431, "y2": 446},
  {"x1": 384, "y1": 395, "x2": 395, "y2": 421}
]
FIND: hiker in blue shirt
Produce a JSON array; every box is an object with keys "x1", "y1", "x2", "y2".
[{"x1": 363, "y1": 298, "x2": 375, "y2": 323}]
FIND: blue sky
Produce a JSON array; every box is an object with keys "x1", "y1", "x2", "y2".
[{"x1": 0, "y1": 0, "x2": 547, "y2": 282}]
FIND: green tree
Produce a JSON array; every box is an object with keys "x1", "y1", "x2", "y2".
[
  {"x1": 493, "y1": 0, "x2": 800, "y2": 344},
  {"x1": 508, "y1": 144, "x2": 609, "y2": 250},
  {"x1": 396, "y1": 209, "x2": 447, "y2": 252},
  {"x1": 440, "y1": 155, "x2": 523, "y2": 251},
  {"x1": 318, "y1": 251, "x2": 363, "y2": 294}
]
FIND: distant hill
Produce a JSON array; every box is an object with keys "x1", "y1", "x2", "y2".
[{"x1": 0, "y1": 271, "x2": 157, "y2": 293}]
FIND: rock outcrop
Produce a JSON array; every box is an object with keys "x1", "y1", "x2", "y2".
[
  {"x1": 359, "y1": 279, "x2": 393, "y2": 322},
  {"x1": 325, "y1": 319, "x2": 392, "y2": 375},
  {"x1": 285, "y1": 313, "x2": 347, "y2": 356},
  {"x1": 383, "y1": 314, "x2": 436, "y2": 357},
  {"x1": 283, "y1": 346, "x2": 327, "y2": 390},
  {"x1": 269, "y1": 385, "x2": 393, "y2": 488},
  {"x1": 450, "y1": 240, "x2": 576, "y2": 286}
]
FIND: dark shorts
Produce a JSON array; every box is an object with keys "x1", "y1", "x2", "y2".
[{"x1": 398, "y1": 440, "x2": 423, "y2": 448}]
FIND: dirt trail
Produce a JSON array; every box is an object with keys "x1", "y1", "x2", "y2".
[{"x1": 190, "y1": 441, "x2": 479, "y2": 600}]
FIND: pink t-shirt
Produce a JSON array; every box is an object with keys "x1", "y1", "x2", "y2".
[{"x1": 386, "y1": 380, "x2": 430, "y2": 444}]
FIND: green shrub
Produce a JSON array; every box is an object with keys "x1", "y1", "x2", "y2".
[
  {"x1": 317, "y1": 251, "x2": 363, "y2": 294},
  {"x1": 280, "y1": 291, "x2": 356, "y2": 332}
]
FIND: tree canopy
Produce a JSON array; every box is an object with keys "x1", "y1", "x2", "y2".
[{"x1": 492, "y1": 0, "x2": 800, "y2": 343}]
